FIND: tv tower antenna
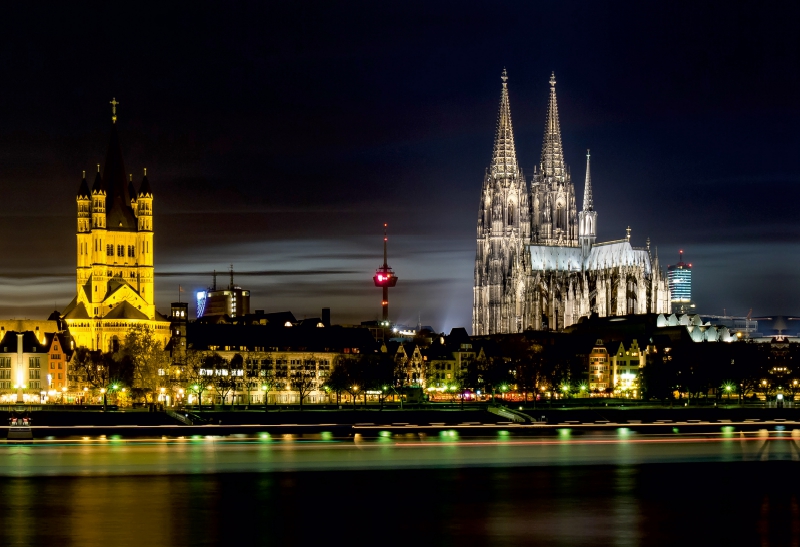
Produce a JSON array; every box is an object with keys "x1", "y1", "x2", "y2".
[{"x1": 373, "y1": 223, "x2": 398, "y2": 327}]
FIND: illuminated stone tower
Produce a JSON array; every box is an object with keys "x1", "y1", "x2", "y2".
[
  {"x1": 63, "y1": 99, "x2": 170, "y2": 351},
  {"x1": 531, "y1": 73, "x2": 578, "y2": 247},
  {"x1": 578, "y1": 150, "x2": 597, "y2": 259},
  {"x1": 473, "y1": 69, "x2": 530, "y2": 335},
  {"x1": 473, "y1": 72, "x2": 671, "y2": 335}
]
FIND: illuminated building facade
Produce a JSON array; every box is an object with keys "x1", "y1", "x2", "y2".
[
  {"x1": 62, "y1": 101, "x2": 170, "y2": 350},
  {"x1": 0, "y1": 331, "x2": 49, "y2": 402},
  {"x1": 473, "y1": 72, "x2": 670, "y2": 335},
  {"x1": 196, "y1": 270, "x2": 251, "y2": 319},
  {"x1": 183, "y1": 323, "x2": 376, "y2": 404},
  {"x1": 667, "y1": 251, "x2": 694, "y2": 314},
  {"x1": 609, "y1": 339, "x2": 644, "y2": 397},
  {"x1": 587, "y1": 340, "x2": 611, "y2": 393}
]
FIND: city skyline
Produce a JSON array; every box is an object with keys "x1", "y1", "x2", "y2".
[{"x1": 0, "y1": 3, "x2": 799, "y2": 332}]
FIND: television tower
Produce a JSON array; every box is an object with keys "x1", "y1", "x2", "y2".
[{"x1": 373, "y1": 223, "x2": 398, "y2": 326}]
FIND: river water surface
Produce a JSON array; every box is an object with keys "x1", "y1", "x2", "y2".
[{"x1": 0, "y1": 431, "x2": 797, "y2": 546}]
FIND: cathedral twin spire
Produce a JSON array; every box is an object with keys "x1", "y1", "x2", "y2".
[
  {"x1": 490, "y1": 68, "x2": 519, "y2": 181},
  {"x1": 540, "y1": 72, "x2": 566, "y2": 182}
]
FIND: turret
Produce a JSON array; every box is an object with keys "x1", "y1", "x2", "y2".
[
  {"x1": 77, "y1": 171, "x2": 91, "y2": 233},
  {"x1": 76, "y1": 171, "x2": 93, "y2": 297},
  {"x1": 129, "y1": 174, "x2": 138, "y2": 216},
  {"x1": 137, "y1": 168, "x2": 152, "y2": 231},
  {"x1": 137, "y1": 168, "x2": 154, "y2": 307},
  {"x1": 90, "y1": 164, "x2": 106, "y2": 229},
  {"x1": 578, "y1": 150, "x2": 597, "y2": 259}
]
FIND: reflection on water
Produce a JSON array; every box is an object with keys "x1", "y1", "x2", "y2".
[{"x1": 0, "y1": 462, "x2": 798, "y2": 546}]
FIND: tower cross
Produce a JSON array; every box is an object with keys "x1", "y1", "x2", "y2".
[{"x1": 110, "y1": 98, "x2": 119, "y2": 123}]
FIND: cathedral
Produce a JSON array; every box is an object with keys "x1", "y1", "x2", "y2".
[
  {"x1": 62, "y1": 101, "x2": 171, "y2": 350},
  {"x1": 473, "y1": 72, "x2": 670, "y2": 335}
]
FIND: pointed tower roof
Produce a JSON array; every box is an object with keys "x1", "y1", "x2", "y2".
[
  {"x1": 77, "y1": 171, "x2": 90, "y2": 199},
  {"x1": 103, "y1": 121, "x2": 137, "y2": 230},
  {"x1": 490, "y1": 68, "x2": 519, "y2": 181},
  {"x1": 128, "y1": 174, "x2": 136, "y2": 202},
  {"x1": 138, "y1": 168, "x2": 152, "y2": 197},
  {"x1": 91, "y1": 164, "x2": 105, "y2": 194},
  {"x1": 582, "y1": 149, "x2": 593, "y2": 211},
  {"x1": 540, "y1": 72, "x2": 566, "y2": 181}
]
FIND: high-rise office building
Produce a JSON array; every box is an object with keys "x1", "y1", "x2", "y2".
[
  {"x1": 196, "y1": 268, "x2": 250, "y2": 319},
  {"x1": 668, "y1": 251, "x2": 694, "y2": 313}
]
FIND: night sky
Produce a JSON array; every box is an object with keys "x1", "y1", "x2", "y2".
[{"x1": 0, "y1": 2, "x2": 799, "y2": 332}]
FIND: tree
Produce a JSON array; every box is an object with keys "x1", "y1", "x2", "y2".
[
  {"x1": 360, "y1": 353, "x2": 395, "y2": 408},
  {"x1": 207, "y1": 353, "x2": 235, "y2": 406},
  {"x1": 324, "y1": 363, "x2": 350, "y2": 406},
  {"x1": 71, "y1": 348, "x2": 125, "y2": 410},
  {"x1": 229, "y1": 354, "x2": 245, "y2": 407},
  {"x1": 121, "y1": 324, "x2": 170, "y2": 407},
  {"x1": 290, "y1": 358, "x2": 317, "y2": 410},
  {"x1": 258, "y1": 358, "x2": 279, "y2": 411},
  {"x1": 334, "y1": 357, "x2": 364, "y2": 409},
  {"x1": 185, "y1": 350, "x2": 213, "y2": 408}
]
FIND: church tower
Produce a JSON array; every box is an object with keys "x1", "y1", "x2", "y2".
[
  {"x1": 63, "y1": 99, "x2": 170, "y2": 351},
  {"x1": 473, "y1": 70, "x2": 530, "y2": 335},
  {"x1": 531, "y1": 73, "x2": 578, "y2": 247},
  {"x1": 578, "y1": 150, "x2": 597, "y2": 258}
]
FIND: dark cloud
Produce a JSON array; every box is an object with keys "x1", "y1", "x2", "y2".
[{"x1": 0, "y1": 2, "x2": 798, "y2": 329}]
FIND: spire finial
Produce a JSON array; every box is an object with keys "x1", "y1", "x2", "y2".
[
  {"x1": 82, "y1": 170, "x2": 86, "y2": 178},
  {"x1": 110, "y1": 98, "x2": 119, "y2": 123},
  {"x1": 96, "y1": 163, "x2": 100, "y2": 173},
  {"x1": 626, "y1": 226, "x2": 631, "y2": 241},
  {"x1": 129, "y1": 173, "x2": 132, "y2": 182},
  {"x1": 144, "y1": 167, "x2": 147, "y2": 176},
  {"x1": 501, "y1": 67, "x2": 508, "y2": 86},
  {"x1": 582, "y1": 149, "x2": 593, "y2": 211},
  {"x1": 550, "y1": 72, "x2": 556, "y2": 88}
]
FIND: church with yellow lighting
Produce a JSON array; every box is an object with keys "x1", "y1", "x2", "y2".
[{"x1": 62, "y1": 100, "x2": 170, "y2": 350}]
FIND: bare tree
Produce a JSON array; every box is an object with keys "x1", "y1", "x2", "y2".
[
  {"x1": 185, "y1": 350, "x2": 213, "y2": 408},
  {"x1": 207, "y1": 353, "x2": 235, "y2": 406},
  {"x1": 290, "y1": 358, "x2": 317, "y2": 410},
  {"x1": 257, "y1": 356, "x2": 279, "y2": 411}
]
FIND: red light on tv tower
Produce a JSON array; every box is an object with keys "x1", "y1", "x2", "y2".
[{"x1": 373, "y1": 223, "x2": 397, "y2": 326}]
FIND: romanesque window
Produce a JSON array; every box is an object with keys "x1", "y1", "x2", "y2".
[
  {"x1": 106, "y1": 244, "x2": 114, "y2": 256},
  {"x1": 117, "y1": 245, "x2": 124, "y2": 257},
  {"x1": 127, "y1": 245, "x2": 135, "y2": 257}
]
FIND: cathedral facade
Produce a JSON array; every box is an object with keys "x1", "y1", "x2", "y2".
[
  {"x1": 62, "y1": 102, "x2": 170, "y2": 350},
  {"x1": 473, "y1": 72, "x2": 670, "y2": 335}
]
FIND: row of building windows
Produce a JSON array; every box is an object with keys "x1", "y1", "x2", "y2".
[{"x1": 106, "y1": 245, "x2": 136, "y2": 258}]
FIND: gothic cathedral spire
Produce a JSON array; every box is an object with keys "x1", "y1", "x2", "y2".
[
  {"x1": 578, "y1": 150, "x2": 598, "y2": 258},
  {"x1": 490, "y1": 68, "x2": 519, "y2": 182},
  {"x1": 582, "y1": 149, "x2": 593, "y2": 211},
  {"x1": 540, "y1": 72, "x2": 565, "y2": 181},
  {"x1": 531, "y1": 73, "x2": 578, "y2": 247},
  {"x1": 473, "y1": 70, "x2": 530, "y2": 335}
]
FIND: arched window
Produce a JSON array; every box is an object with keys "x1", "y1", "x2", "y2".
[{"x1": 508, "y1": 203, "x2": 514, "y2": 225}]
